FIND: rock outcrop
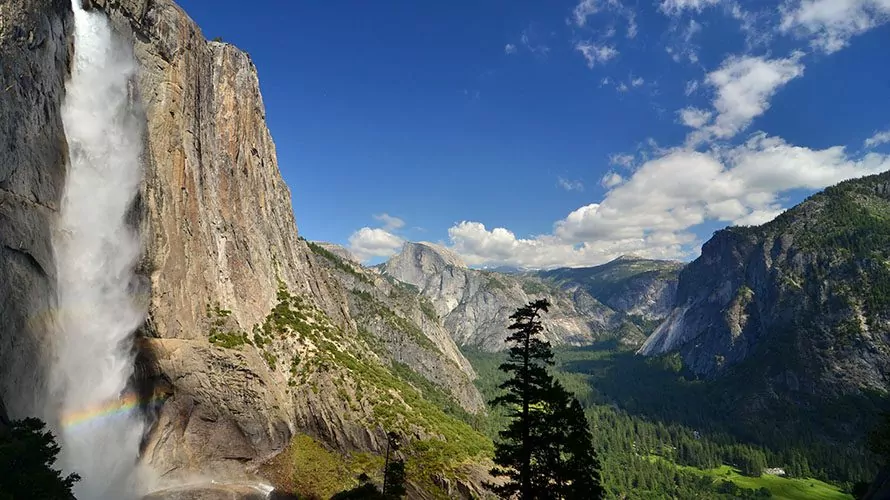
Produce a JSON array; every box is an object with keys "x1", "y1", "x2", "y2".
[
  {"x1": 0, "y1": 0, "x2": 72, "y2": 421},
  {"x1": 640, "y1": 171, "x2": 890, "y2": 397}
]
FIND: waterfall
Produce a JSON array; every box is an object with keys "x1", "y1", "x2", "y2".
[{"x1": 51, "y1": 1, "x2": 149, "y2": 498}]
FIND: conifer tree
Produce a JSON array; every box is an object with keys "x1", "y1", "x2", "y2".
[
  {"x1": 486, "y1": 299, "x2": 604, "y2": 499},
  {"x1": 486, "y1": 299, "x2": 555, "y2": 499},
  {"x1": 0, "y1": 417, "x2": 80, "y2": 500}
]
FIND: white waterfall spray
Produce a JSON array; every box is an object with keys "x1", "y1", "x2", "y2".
[{"x1": 52, "y1": 1, "x2": 148, "y2": 498}]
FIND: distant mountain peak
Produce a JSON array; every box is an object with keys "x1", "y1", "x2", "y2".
[{"x1": 396, "y1": 241, "x2": 468, "y2": 269}]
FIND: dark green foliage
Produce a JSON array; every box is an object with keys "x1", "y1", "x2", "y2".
[
  {"x1": 466, "y1": 344, "x2": 861, "y2": 498},
  {"x1": 383, "y1": 460, "x2": 406, "y2": 499},
  {"x1": 349, "y1": 289, "x2": 435, "y2": 351},
  {"x1": 206, "y1": 303, "x2": 252, "y2": 348},
  {"x1": 487, "y1": 299, "x2": 603, "y2": 499},
  {"x1": 418, "y1": 298, "x2": 438, "y2": 322},
  {"x1": 330, "y1": 482, "x2": 386, "y2": 499},
  {"x1": 388, "y1": 362, "x2": 476, "y2": 426},
  {"x1": 0, "y1": 418, "x2": 79, "y2": 500},
  {"x1": 382, "y1": 432, "x2": 406, "y2": 499}
]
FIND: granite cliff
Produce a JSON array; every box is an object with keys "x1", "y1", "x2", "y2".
[
  {"x1": 0, "y1": 0, "x2": 72, "y2": 422},
  {"x1": 640, "y1": 171, "x2": 890, "y2": 398},
  {"x1": 1, "y1": 0, "x2": 491, "y2": 497}
]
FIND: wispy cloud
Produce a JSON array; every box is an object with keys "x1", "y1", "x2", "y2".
[
  {"x1": 609, "y1": 153, "x2": 635, "y2": 168},
  {"x1": 659, "y1": 0, "x2": 722, "y2": 16},
  {"x1": 684, "y1": 80, "x2": 699, "y2": 96},
  {"x1": 573, "y1": 0, "x2": 603, "y2": 26},
  {"x1": 373, "y1": 213, "x2": 405, "y2": 231},
  {"x1": 575, "y1": 41, "x2": 618, "y2": 68},
  {"x1": 780, "y1": 0, "x2": 890, "y2": 54},
  {"x1": 865, "y1": 129, "x2": 890, "y2": 148},
  {"x1": 558, "y1": 177, "x2": 585, "y2": 191},
  {"x1": 600, "y1": 171, "x2": 624, "y2": 188},
  {"x1": 504, "y1": 43, "x2": 517, "y2": 54},
  {"x1": 521, "y1": 30, "x2": 550, "y2": 56}
]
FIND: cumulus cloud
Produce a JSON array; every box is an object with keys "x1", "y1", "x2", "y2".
[
  {"x1": 575, "y1": 41, "x2": 618, "y2": 68},
  {"x1": 504, "y1": 43, "x2": 517, "y2": 54},
  {"x1": 780, "y1": 0, "x2": 890, "y2": 54},
  {"x1": 348, "y1": 227, "x2": 405, "y2": 261},
  {"x1": 678, "y1": 107, "x2": 713, "y2": 128},
  {"x1": 443, "y1": 134, "x2": 890, "y2": 268},
  {"x1": 687, "y1": 53, "x2": 805, "y2": 145},
  {"x1": 631, "y1": 76, "x2": 645, "y2": 87},
  {"x1": 373, "y1": 213, "x2": 405, "y2": 231},
  {"x1": 558, "y1": 177, "x2": 585, "y2": 191},
  {"x1": 659, "y1": 0, "x2": 722, "y2": 15},
  {"x1": 865, "y1": 129, "x2": 890, "y2": 148}
]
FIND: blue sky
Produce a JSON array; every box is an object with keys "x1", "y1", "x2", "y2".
[{"x1": 178, "y1": 0, "x2": 890, "y2": 268}]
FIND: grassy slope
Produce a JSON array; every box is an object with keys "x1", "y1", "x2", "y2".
[{"x1": 674, "y1": 463, "x2": 851, "y2": 500}]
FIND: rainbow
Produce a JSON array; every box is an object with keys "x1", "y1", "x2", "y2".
[{"x1": 61, "y1": 390, "x2": 168, "y2": 430}]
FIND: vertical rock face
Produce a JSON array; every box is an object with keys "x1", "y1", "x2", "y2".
[
  {"x1": 89, "y1": 0, "x2": 347, "y2": 339},
  {"x1": 77, "y1": 0, "x2": 352, "y2": 482},
  {"x1": 0, "y1": 0, "x2": 71, "y2": 419},
  {"x1": 641, "y1": 172, "x2": 890, "y2": 397}
]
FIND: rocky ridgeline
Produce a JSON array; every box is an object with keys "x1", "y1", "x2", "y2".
[{"x1": 380, "y1": 242, "x2": 681, "y2": 351}]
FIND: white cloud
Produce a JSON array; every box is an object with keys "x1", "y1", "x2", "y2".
[
  {"x1": 373, "y1": 213, "x2": 405, "y2": 231},
  {"x1": 573, "y1": 0, "x2": 602, "y2": 26},
  {"x1": 865, "y1": 129, "x2": 890, "y2": 148},
  {"x1": 780, "y1": 0, "x2": 890, "y2": 54},
  {"x1": 660, "y1": 0, "x2": 722, "y2": 15},
  {"x1": 677, "y1": 107, "x2": 713, "y2": 128},
  {"x1": 688, "y1": 53, "x2": 805, "y2": 145},
  {"x1": 504, "y1": 43, "x2": 517, "y2": 54},
  {"x1": 600, "y1": 171, "x2": 625, "y2": 188},
  {"x1": 575, "y1": 41, "x2": 618, "y2": 68},
  {"x1": 631, "y1": 76, "x2": 645, "y2": 87},
  {"x1": 571, "y1": 0, "x2": 638, "y2": 39},
  {"x1": 627, "y1": 11, "x2": 639, "y2": 38},
  {"x1": 443, "y1": 135, "x2": 890, "y2": 268},
  {"x1": 609, "y1": 153, "x2": 635, "y2": 168},
  {"x1": 616, "y1": 82, "x2": 629, "y2": 92},
  {"x1": 348, "y1": 227, "x2": 405, "y2": 261},
  {"x1": 558, "y1": 177, "x2": 585, "y2": 191},
  {"x1": 684, "y1": 80, "x2": 700, "y2": 95}
]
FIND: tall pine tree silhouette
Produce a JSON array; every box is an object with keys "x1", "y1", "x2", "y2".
[{"x1": 486, "y1": 299, "x2": 604, "y2": 499}]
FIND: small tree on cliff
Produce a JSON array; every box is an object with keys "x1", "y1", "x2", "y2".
[{"x1": 485, "y1": 299, "x2": 603, "y2": 499}]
